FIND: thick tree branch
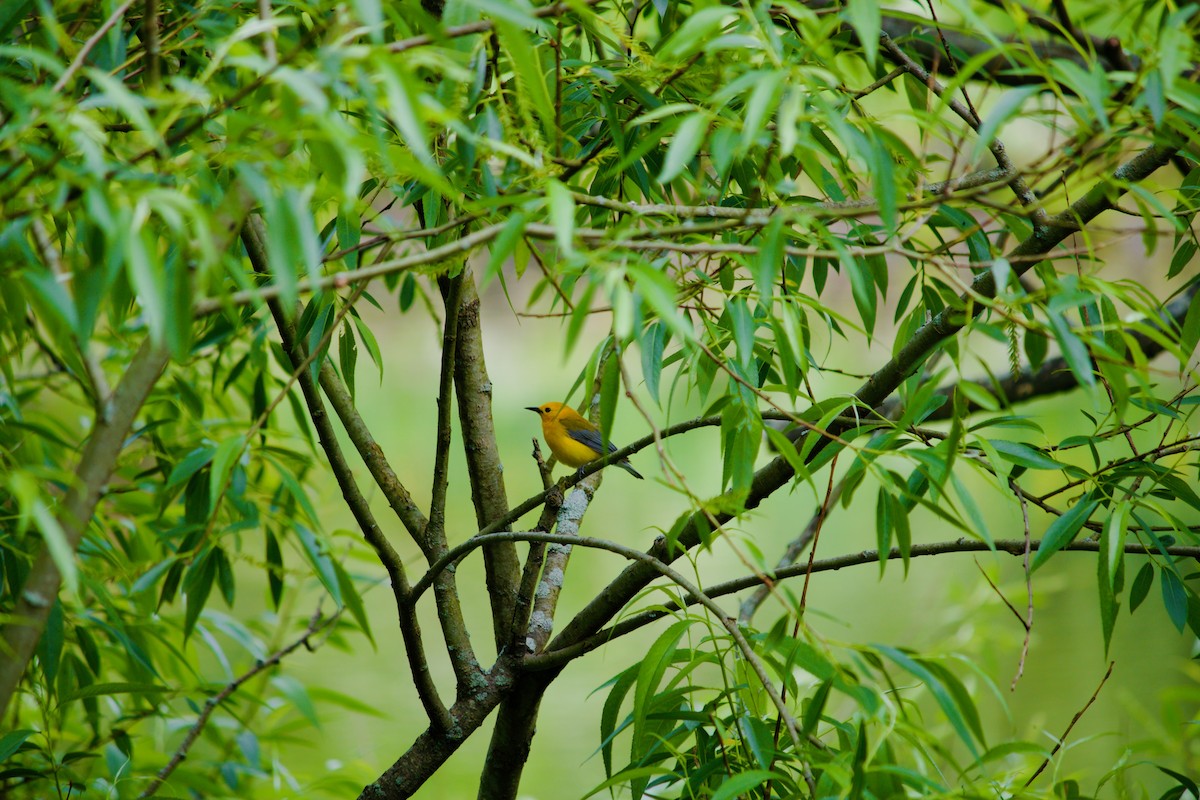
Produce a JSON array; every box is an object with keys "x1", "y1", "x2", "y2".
[
  {"x1": 444, "y1": 270, "x2": 520, "y2": 651},
  {"x1": 476, "y1": 360, "x2": 612, "y2": 800},
  {"x1": 0, "y1": 337, "x2": 168, "y2": 720},
  {"x1": 357, "y1": 656, "x2": 519, "y2": 800},
  {"x1": 429, "y1": 271, "x2": 463, "y2": 540}
]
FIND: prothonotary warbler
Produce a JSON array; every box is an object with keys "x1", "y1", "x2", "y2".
[{"x1": 526, "y1": 401, "x2": 644, "y2": 479}]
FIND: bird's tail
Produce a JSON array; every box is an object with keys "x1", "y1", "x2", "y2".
[{"x1": 618, "y1": 460, "x2": 644, "y2": 480}]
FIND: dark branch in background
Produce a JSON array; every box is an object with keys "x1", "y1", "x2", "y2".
[
  {"x1": 520, "y1": 537, "x2": 1200, "y2": 671},
  {"x1": 783, "y1": 1, "x2": 1138, "y2": 89},
  {"x1": 739, "y1": 280, "x2": 1200, "y2": 622},
  {"x1": 912, "y1": 281, "x2": 1200, "y2": 422},
  {"x1": 138, "y1": 607, "x2": 340, "y2": 798},
  {"x1": 243, "y1": 220, "x2": 451, "y2": 732},
  {"x1": 539, "y1": 141, "x2": 1178, "y2": 672},
  {"x1": 443, "y1": 270, "x2": 520, "y2": 652}
]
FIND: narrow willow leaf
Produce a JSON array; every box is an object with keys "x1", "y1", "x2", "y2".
[
  {"x1": 659, "y1": 113, "x2": 707, "y2": 183},
  {"x1": 1103, "y1": 501, "x2": 1129, "y2": 589},
  {"x1": 844, "y1": 0, "x2": 881, "y2": 68},
  {"x1": 1161, "y1": 568, "x2": 1188, "y2": 632},
  {"x1": 1129, "y1": 561, "x2": 1154, "y2": 613},
  {"x1": 546, "y1": 179, "x2": 575, "y2": 255},
  {"x1": 640, "y1": 321, "x2": 665, "y2": 404},
  {"x1": 1031, "y1": 496, "x2": 1099, "y2": 572},
  {"x1": 494, "y1": 19, "x2": 556, "y2": 141}
]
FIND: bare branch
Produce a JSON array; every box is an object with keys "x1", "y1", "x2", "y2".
[
  {"x1": 446, "y1": 271, "x2": 520, "y2": 649},
  {"x1": 1023, "y1": 661, "x2": 1115, "y2": 788},
  {"x1": 523, "y1": 537, "x2": 1200, "y2": 671}
]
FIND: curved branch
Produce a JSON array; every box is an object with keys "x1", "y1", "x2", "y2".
[{"x1": 523, "y1": 537, "x2": 1200, "y2": 671}]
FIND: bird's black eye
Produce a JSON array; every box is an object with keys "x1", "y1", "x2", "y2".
[{"x1": 543, "y1": 406, "x2": 550, "y2": 412}]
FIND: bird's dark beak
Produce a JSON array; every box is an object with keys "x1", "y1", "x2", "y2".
[{"x1": 524, "y1": 406, "x2": 540, "y2": 413}]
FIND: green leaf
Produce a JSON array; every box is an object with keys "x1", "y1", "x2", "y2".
[
  {"x1": 208, "y1": 435, "x2": 245, "y2": 514},
  {"x1": 874, "y1": 646, "x2": 981, "y2": 758},
  {"x1": 167, "y1": 447, "x2": 216, "y2": 490},
  {"x1": 802, "y1": 679, "x2": 833, "y2": 735},
  {"x1": 339, "y1": 325, "x2": 358, "y2": 402},
  {"x1": 640, "y1": 322, "x2": 665, "y2": 405},
  {"x1": 0, "y1": 729, "x2": 35, "y2": 764},
  {"x1": 31, "y1": 499, "x2": 78, "y2": 596},
  {"x1": 1161, "y1": 568, "x2": 1188, "y2": 633},
  {"x1": 1049, "y1": 314, "x2": 1095, "y2": 387},
  {"x1": 1103, "y1": 502, "x2": 1129, "y2": 589},
  {"x1": 57, "y1": 682, "x2": 167, "y2": 706},
  {"x1": 1158, "y1": 766, "x2": 1200, "y2": 797},
  {"x1": 629, "y1": 261, "x2": 691, "y2": 341},
  {"x1": 127, "y1": 226, "x2": 167, "y2": 343},
  {"x1": 546, "y1": 179, "x2": 575, "y2": 255},
  {"x1": 295, "y1": 525, "x2": 342, "y2": 604},
  {"x1": 183, "y1": 550, "x2": 217, "y2": 638},
  {"x1": 971, "y1": 86, "x2": 1039, "y2": 163},
  {"x1": 659, "y1": 113, "x2": 707, "y2": 183},
  {"x1": 271, "y1": 674, "x2": 320, "y2": 727},
  {"x1": 1129, "y1": 561, "x2": 1154, "y2": 613},
  {"x1": 1031, "y1": 496, "x2": 1099, "y2": 572},
  {"x1": 494, "y1": 19, "x2": 556, "y2": 141},
  {"x1": 266, "y1": 529, "x2": 284, "y2": 611},
  {"x1": 844, "y1": 0, "x2": 881, "y2": 68},
  {"x1": 598, "y1": 666, "x2": 639, "y2": 778},
  {"x1": 333, "y1": 560, "x2": 374, "y2": 647},
  {"x1": 990, "y1": 440, "x2": 1062, "y2": 471},
  {"x1": 712, "y1": 770, "x2": 783, "y2": 800},
  {"x1": 632, "y1": 620, "x2": 692, "y2": 759},
  {"x1": 599, "y1": 354, "x2": 620, "y2": 447}
]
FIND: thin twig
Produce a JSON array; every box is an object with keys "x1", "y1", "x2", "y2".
[
  {"x1": 138, "y1": 608, "x2": 340, "y2": 798},
  {"x1": 1023, "y1": 661, "x2": 1115, "y2": 788},
  {"x1": 53, "y1": 0, "x2": 139, "y2": 92},
  {"x1": 1010, "y1": 479, "x2": 1034, "y2": 691}
]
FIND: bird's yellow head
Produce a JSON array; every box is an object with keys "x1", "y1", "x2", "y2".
[{"x1": 525, "y1": 401, "x2": 566, "y2": 421}]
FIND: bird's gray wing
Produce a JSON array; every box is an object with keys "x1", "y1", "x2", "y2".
[{"x1": 566, "y1": 426, "x2": 615, "y2": 454}]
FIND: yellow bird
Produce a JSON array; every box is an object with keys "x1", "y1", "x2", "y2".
[{"x1": 526, "y1": 401, "x2": 644, "y2": 479}]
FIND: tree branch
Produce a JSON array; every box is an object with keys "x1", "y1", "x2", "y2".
[
  {"x1": 444, "y1": 270, "x2": 520, "y2": 650},
  {"x1": 523, "y1": 537, "x2": 1200, "y2": 670},
  {"x1": 0, "y1": 337, "x2": 169, "y2": 719}
]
